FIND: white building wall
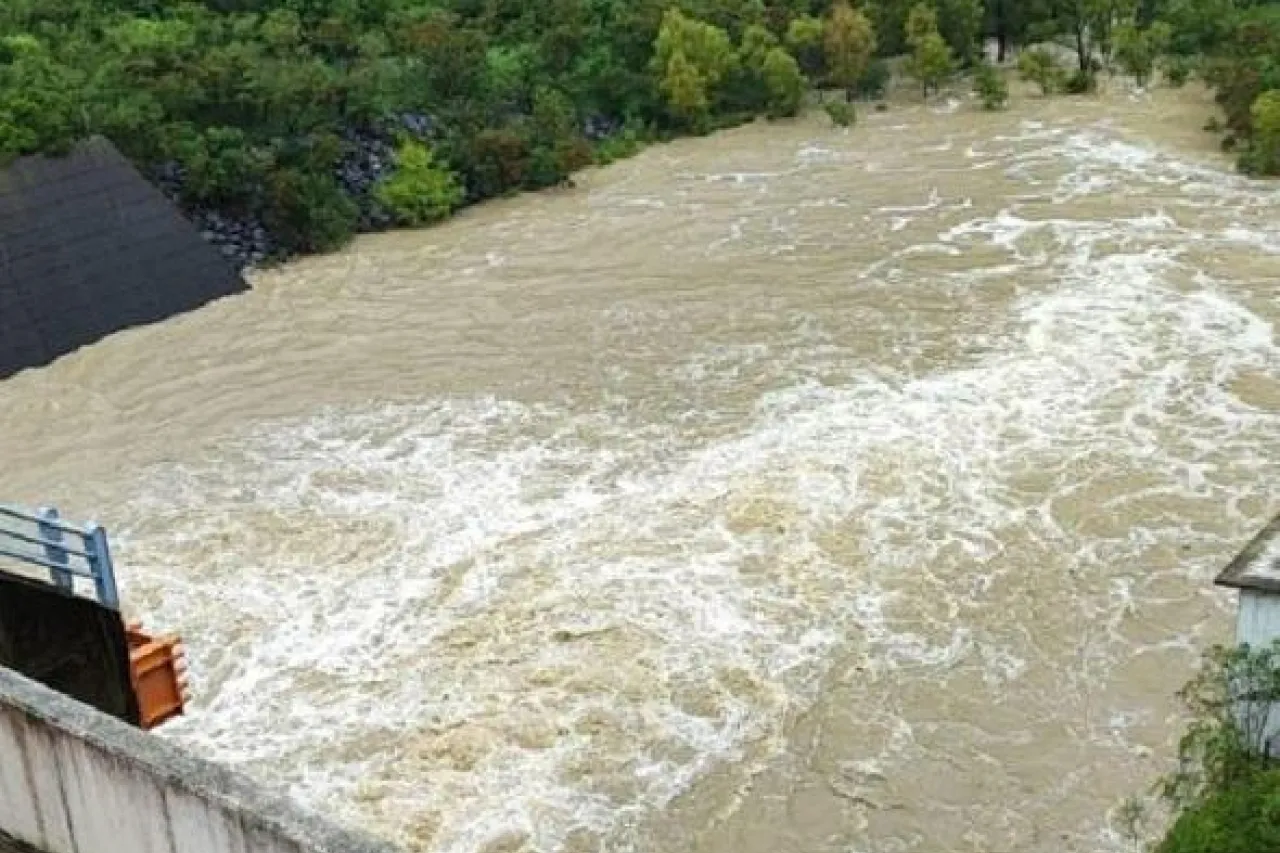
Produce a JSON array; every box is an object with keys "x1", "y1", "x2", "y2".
[
  {"x1": 1235, "y1": 590, "x2": 1280, "y2": 757},
  {"x1": 0, "y1": 666, "x2": 397, "y2": 853},
  {"x1": 1236, "y1": 590, "x2": 1280, "y2": 648}
]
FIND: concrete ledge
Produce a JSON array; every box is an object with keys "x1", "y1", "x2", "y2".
[{"x1": 0, "y1": 666, "x2": 400, "y2": 853}]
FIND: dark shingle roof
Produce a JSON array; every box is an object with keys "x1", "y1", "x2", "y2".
[
  {"x1": 0, "y1": 136, "x2": 247, "y2": 380},
  {"x1": 1215, "y1": 514, "x2": 1280, "y2": 594}
]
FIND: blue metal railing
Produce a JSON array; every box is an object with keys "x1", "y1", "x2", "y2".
[{"x1": 0, "y1": 504, "x2": 119, "y2": 610}]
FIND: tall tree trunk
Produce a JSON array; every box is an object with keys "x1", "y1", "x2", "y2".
[
  {"x1": 996, "y1": 0, "x2": 1009, "y2": 63},
  {"x1": 1076, "y1": 23, "x2": 1089, "y2": 71}
]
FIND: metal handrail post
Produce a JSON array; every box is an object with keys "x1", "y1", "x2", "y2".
[
  {"x1": 83, "y1": 523, "x2": 119, "y2": 610},
  {"x1": 37, "y1": 506, "x2": 74, "y2": 593}
]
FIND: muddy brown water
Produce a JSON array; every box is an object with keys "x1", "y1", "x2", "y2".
[{"x1": 1, "y1": 81, "x2": 1278, "y2": 853}]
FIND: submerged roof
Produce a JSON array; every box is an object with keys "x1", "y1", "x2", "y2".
[
  {"x1": 0, "y1": 136, "x2": 247, "y2": 380},
  {"x1": 1216, "y1": 514, "x2": 1280, "y2": 594}
]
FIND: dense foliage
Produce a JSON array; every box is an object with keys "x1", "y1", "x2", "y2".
[
  {"x1": 974, "y1": 59, "x2": 1008, "y2": 107},
  {"x1": 1152, "y1": 641, "x2": 1280, "y2": 853},
  {"x1": 1, "y1": 0, "x2": 1278, "y2": 262},
  {"x1": 1164, "y1": 0, "x2": 1280, "y2": 174}
]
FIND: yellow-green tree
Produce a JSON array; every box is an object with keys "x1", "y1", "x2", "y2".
[
  {"x1": 1243, "y1": 90, "x2": 1280, "y2": 176},
  {"x1": 653, "y1": 8, "x2": 737, "y2": 92},
  {"x1": 761, "y1": 46, "x2": 806, "y2": 117},
  {"x1": 905, "y1": 2, "x2": 940, "y2": 48},
  {"x1": 374, "y1": 141, "x2": 464, "y2": 226},
  {"x1": 740, "y1": 22, "x2": 779, "y2": 73},
  {"x1": 785, "y1": 14, "x2": 826, "y2": 78},
  {"x1": 653, "y1": 8, "x2": 736, "y2": 124},
  {"x1": 905, "y1": 3, "x2": 952, "y2": 97},
  {"x1": 660, "y1": 49, "x2": 711, "y2": 128},
  {"x1": 824, "y1": 0, "x2": 876, "y2": 102},
  {"x1": 1113, "y1": 21, "x2": 1172, "y2": 87},
  {"x1": 1018, "y1": 47, "x2": 1063, "y2": 95}
]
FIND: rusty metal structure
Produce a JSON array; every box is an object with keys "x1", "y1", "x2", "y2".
[{"x1": 0, "y1": 503, "x2": 187, "y2": 730}]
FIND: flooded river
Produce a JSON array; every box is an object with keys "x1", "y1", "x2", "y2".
[{"x1": 1, "y1": 82, "x2": 1278, "y2": 853}]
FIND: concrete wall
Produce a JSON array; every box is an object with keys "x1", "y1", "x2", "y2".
[{"x1": 0, "y1": 666, "x2": 399, "y2": 853}]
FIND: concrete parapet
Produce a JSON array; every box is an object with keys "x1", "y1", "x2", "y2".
[{"x1": 0, "y1": 666, "x2": 398, "y2": 853}]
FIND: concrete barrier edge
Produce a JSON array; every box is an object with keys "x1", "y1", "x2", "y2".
[{"x1": 0, "y1": 666, "x2": 401, "y2": 853}]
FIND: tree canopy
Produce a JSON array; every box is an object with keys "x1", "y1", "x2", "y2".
[{"x1": 1, "y1": 0, "x2": 1278, "y2": 262}]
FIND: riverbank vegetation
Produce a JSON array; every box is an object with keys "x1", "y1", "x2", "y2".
[
  {"x1": 1126, "y1": 641, "x2": 1280, "y2": 853},
  {"x1": 1, "y1": 0, "x2": 1279, "y2": 263}
]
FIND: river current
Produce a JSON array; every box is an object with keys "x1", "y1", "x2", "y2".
[{"x1": 1, "y1": 82, "x2": 1278, "y2": 853}]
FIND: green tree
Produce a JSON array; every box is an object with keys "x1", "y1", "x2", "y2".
[
  {"x1": 761, "y1": 45, "x2": 805, "y2": 117},
  {"x1": 985, "y1": 0, "x2": 1035, "y2": 62},
  {"x1": 1159, "y1": 0, "x2": 1238, "y2": 56},
  {"x1": 264, "y1": 168, "x2": 359, "y2": 253},
  {"x1": 172, "y1": 126, "x2": 274, "y2": 206},
  {"x1": 0, "y1": 38, "x2": 82, "y2": 161},
  {"x1": 1158, "y1": 769, "x2": 1280, "y2": 853},
  {"x1": 856, "y1": 58, "x2": 892, "y2": 99},
  {"x1": 1159, "y1": 642, "x2": 1280, "y2": 810},
  {"x1": 374, "y1": 140, "x2": 464, "y2": 226},
  {"x1": 905, "y1": 2, "x2": 940, "y2": 48},
  {"x1": 824, "y1": 99, "x2": 856, "y2": 126},
  {"x1": 527, "y1": 85, "x2": 592, "y2": 187},
  {"x1": 824, "y1": 0, "x2": 876, "y2": 101},
  {"x1": 1241, "y1": 89, "x2": 1280, "y2": 176},
  {"x1": 911, "y1": 31, "x2": 954, "y2": 96},
  {"x1": 739, "y1": 22, "x2": 778, "y2": 72},
  {"x1": 652, "y1": 8, "x2": 737, "y2": 107},
  {"x1": 935, "y1": 0, "x2": 983, "y2": 65},
  {"x1": 974, "y1": 61, "x2": 1008, "y2": 109},
  {"x1": 1039, "y1": 0, "x2": 1139, "y2": 72},
  {"x1": 660, "y1": 49, "x2": 711, "y2": 128},
  {"x1": 906, "y1": 4, "x2": 953, "y2": 97},
  {"x1": 1152, "y1": 641, "x2": 1280, "y2": 853},
  {"x1": 1114, "y1": 21, "x2": 1172, "y2": 86},
  {"x1": 784, "y1": 14, "x2": 825, "y2": 78},
  {"x1": 1018, "y1": 47, "x2": 1064, "y2": 95}
]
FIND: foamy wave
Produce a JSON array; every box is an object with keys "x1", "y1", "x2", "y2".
[{"x1": 108, "y1": 114, "x2": 1280, "y2": 853}]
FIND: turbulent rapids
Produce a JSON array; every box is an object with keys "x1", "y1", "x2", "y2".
[{"x1": 1, "y1": 83, "x2": 1277, "y2": 853}]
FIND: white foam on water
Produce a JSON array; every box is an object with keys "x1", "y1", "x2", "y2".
[
  {"x1": 1222, "y1": 225, "x2": 1280, "y2": 254},
  {"x1": 795, "y1": 144, "x2": 843, "y2": 164},
  {"x1": 878, "y1": 188, "x2": 944, "y2": 214},
  {"x1": 112, "y1": 118, "x2": 1280, "y2": 853}
]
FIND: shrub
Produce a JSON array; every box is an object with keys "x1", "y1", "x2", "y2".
[
  {"x1": 824, "y1": 1, "x2": 876, "y2": 101},
  {"x1": 785, "y1": 14, "x2": 826, "y2": 78},
  {"x1": 1151, "y1": 642, "x2": 1280, "y2": 853},
  {"x1": 264, "y1": 168, "x2": 359, "y2": 253},
  {"x1": 856, "y1": 58, "x2": 891, "y2": 99},
  {"x1": 374, "y1": 140, "x2": 464, "y2": 226},
  {"x1": 1239, "y1": 89, "x2": 1280, "y2": 176},
  {"x1": 761, "y1": 47, "x2": 806, "y2": 118},
  {"x1": 1159, "y1": 642, "x2": 1280, "y2": 811},
  {"x1": 1064, "y1": 68, "x2": 1098, "y2": 94},
  {"x1": 1164, "y1": 55, "x2": 1194, "y2": 88},
  {"x1": 1018, "y1": 48, "x2": 1062, "y2": 95},
  {"x1": 594, "y1": 127, "x2": 644, "y2": 165},
  {"x1": 974, "y1": 61, "x2": 1008, "y2": 109},
  {"x1": 910, "y1": 31, "x2": 954, "y2": 96},
  {"x1": 1158, "y1": 769, "x2": 1280, "y2": 853},
  {"x1": 824, "y1": 99, "x2": 856, "y2": 126}
]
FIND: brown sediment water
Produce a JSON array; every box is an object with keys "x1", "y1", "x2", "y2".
[{"x1": 1, "y1": 81, "x2": 1277, "y2": 853}]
